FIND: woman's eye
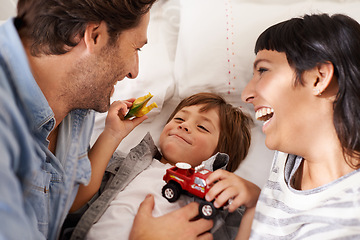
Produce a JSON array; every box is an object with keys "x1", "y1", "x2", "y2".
[{"x1": 257, "y1": 67, "x2": 268, "y2": 74}]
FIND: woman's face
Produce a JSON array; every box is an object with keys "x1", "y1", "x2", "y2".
[{"x1": 241, "y1": 50, "x2": 314, "y2": 153}]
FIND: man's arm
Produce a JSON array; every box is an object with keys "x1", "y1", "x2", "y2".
[
  {"x1": 0, "y1": 114, "x2": 46, "y2": 239},
  {"x1": 130, "y1": 195, "x2": 214, "y2": 240}
]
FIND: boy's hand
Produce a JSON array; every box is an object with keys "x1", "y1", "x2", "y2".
[
  {"x1": 205, "y1": 170, "x2": 260, "y2": 212},
  {"x1": 130, "y1": 195, "x2": 213, "y2": 240},
  {"x1": 104, "y1": 99, "x2": 148, "y2": 142}
]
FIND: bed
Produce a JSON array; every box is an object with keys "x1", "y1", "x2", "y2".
[
  {"x1": 89, "y1": 0, "x2": 360, "y2": 188},
  {"x1": 2, "y1": 0, "x2": 360, "y2": 188}
]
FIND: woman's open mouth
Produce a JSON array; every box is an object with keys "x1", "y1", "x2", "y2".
[{"x1": 255, "y1": 107, "x2": 274, "y2": 124}]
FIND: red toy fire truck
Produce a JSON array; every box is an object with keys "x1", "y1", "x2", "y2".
[{"x1": 162, "y1": 162, "x2": 217, "y2": 219}]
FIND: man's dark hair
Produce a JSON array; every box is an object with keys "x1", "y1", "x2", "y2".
[{"x1": 15, "y1": 0, "x2": 156, "y2": 56}]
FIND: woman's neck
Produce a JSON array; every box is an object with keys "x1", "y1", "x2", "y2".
[{"x1": 294, "y1": 154, "x2": 356, "y2": 190}]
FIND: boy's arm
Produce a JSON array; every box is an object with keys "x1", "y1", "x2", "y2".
[{"x1": 70, "y1": 100, "x2": 147, "y2": 212}]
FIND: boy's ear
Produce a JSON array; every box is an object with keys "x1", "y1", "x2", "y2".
[
  {"x1": 312, "y1": 61, "x2": 335, "y2": 96},
  {"x1": 83, "y1": 21, "x2": 109, "y2": 54}
]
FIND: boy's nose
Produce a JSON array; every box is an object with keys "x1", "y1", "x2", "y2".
[{"x1": 178, "y1": 125, "x2": 189, "y2": 132}]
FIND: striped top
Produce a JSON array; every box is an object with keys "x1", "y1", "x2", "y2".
[{"x1": 250, "y1": 151, "x2": 360, "y2": 239}]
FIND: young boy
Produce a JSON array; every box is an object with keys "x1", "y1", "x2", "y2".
[{"x1": 64, "y1": 92, "x2": 257, "y2": 240}]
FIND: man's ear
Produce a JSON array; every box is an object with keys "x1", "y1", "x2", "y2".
[
  {"x1": 83, "y1": 21, "x2": 109, "y2": 53},
  {"x1": 312, "y1": 61, "x2": 335, "y2": 96}
]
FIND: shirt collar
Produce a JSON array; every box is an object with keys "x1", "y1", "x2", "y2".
[{"x1": 1, "y1": 18, "x2": 55, "y2": 132}]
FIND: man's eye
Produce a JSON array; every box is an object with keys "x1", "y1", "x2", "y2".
[{"x1": 136, "y1": 48, "x2": 142, "y2": 51}]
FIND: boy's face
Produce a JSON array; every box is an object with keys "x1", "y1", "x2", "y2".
[{"x1": 159, "y1": 104, "x2": 220, "y2": 167}]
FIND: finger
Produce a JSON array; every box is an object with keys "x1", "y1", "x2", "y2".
[
  {"x1": 206, "y1": 169, "x2": 228, "y2": 185},
  {"x1": 197, "y1": 232, "x2": 213, "y2": 240},
  {"x1": 227, "y1": 194, "x2": 245, "y2": 212},
  {"x1": 205, "y1": 176, "x2": 232, "y2": 202},
  {"x1": 137, "y1": 194, "x2": 155, "y2": 218},
  {"x1": 126, "y1": 98, "x2": 136, "y2": 103},
  {"x1": 190, "y1": 218, "x2": 213, "y2": 237},
  {"x1": 130, "y1": 115, "x2": 148, "y2": 127},
  {"x1": 177, "y1": 202, "x2": 201, "y2": 220},
  {"x1": 109, "y1": 100, "x2": 126, "y2": 112},
  {"x1": 213, "y1": 187, "x2": 238, "y2": 209},
  {"x1": 123, "y1": 98, "x2": 136, "y2": 107}
]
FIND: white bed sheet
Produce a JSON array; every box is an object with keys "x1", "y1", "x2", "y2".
[{"x1": 3, "y1": 0, "x2": 360, "y2": 188}]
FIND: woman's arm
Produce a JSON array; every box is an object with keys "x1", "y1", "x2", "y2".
[
  {"x1": 205, "y1": 169, "x2": 260, "y2": 212},
  {"x1": 236, "y1": 206, "x2": 255, "y2": 240}
]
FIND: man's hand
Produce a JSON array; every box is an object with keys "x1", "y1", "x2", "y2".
[{"x1": 130, "y1": 195, "x2": 213, "y2": 240}]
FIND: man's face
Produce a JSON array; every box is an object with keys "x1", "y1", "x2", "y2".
[{"x1": 66, "y1": 12, "x2": 150, "y2": 112}]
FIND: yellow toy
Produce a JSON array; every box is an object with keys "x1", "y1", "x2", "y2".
[{"x1": 124, "y1": 93, "x2": 158, "y2": 119}]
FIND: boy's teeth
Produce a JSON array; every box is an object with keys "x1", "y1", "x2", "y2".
[{"x1": 255, "y1": 107, "x2": 274, "y2": 121}]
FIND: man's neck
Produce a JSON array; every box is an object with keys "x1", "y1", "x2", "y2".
[{"x1": 23, "y1": 42, "x2": 70, "y2": 127}]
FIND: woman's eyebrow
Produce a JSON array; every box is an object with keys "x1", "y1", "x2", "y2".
[{"x1": 253, "y1": 58, "x2": 271, "y2": 70}]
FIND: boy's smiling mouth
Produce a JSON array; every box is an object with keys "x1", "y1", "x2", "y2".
[{"x1": 170, "y1": 133, "x2": 192, "y2": 145}]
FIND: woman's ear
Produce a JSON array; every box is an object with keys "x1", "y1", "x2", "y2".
[
  {"x1": 83, "y1": 21, "x2": 109, "y2": 54},
  {"x1": 312, "y1": 61, "x2": 335, "y2": 96}
]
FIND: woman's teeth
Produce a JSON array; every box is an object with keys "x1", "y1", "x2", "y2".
[{"x1": 255, "y1": 107, "x2": 274, "y2": 121}]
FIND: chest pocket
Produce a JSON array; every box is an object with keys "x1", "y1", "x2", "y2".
[{"x1": 23, "y1": 155, "x2": 55, "y2": 238}]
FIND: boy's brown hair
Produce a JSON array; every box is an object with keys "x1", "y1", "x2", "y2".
[{"x1": 167, "y1": 92, "x2": 253, "y2": 172}]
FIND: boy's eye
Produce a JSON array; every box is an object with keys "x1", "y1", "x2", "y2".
[
  {"x1": 174, "y1": 117, "x2": 184, "y2": 122},
  {"x1": 198, "y1": 125, "x2": 209, "y2": 132}
]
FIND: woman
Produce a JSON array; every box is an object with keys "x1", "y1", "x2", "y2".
[{"x1": 241, "y1": 13, "x2": 360, "y2": 239}]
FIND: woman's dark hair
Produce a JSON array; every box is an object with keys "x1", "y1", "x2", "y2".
[
  {"x1": 167, "y1": 92, "x2": 254, "y2": 172},
  {"x1": 15, "y1": 0, "x2": 156, "y2": 56},
  {"x1": 255, "y1": 13, "x2": 360, "y2": 167}
]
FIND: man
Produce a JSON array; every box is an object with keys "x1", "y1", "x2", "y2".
[{"x1": 0, "y1": 0, "x2": 213, "y2": 239}]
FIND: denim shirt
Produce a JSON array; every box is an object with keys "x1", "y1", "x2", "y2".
[{"x1": 0, "y1": 19, "x2": 93, "y2": 240}]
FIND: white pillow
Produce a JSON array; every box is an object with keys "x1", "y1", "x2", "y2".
[
  {"x1": 173, "y1": 0, "x2": 360, "y2": 187},
  {"x1": 174, "y1": 0, "x2": 360, "y2": 108}
]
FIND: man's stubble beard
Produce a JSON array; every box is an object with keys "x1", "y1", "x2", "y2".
[{"x1": 64, "y1": 44, "x2": 125, "y2": 113}]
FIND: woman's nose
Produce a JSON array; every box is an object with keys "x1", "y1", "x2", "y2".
[{"x1": 241, "y1": 76, "x2": 256, "y2": 103}]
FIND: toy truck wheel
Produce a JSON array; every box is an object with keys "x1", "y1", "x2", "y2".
[
  {"x1": 162, "y1": 182, "x2": 181, "y2": 202},
  {"x1": 199, "y1": 202, "x2": 216, "y2": 219}
]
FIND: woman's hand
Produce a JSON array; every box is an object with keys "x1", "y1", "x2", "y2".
[{"x1": 205, "y1": 169, "x2": 260, "y2": 212}]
